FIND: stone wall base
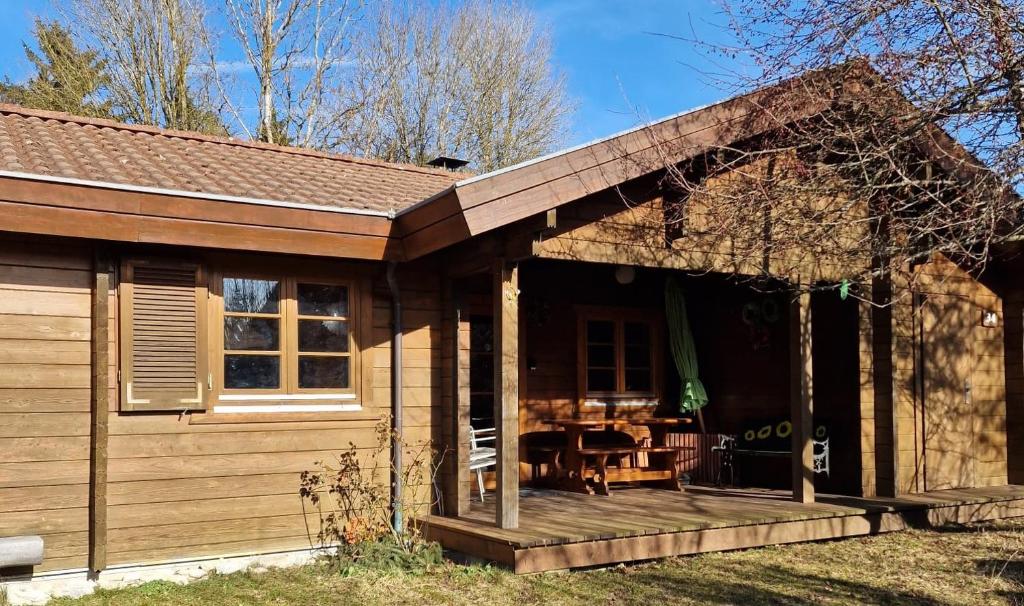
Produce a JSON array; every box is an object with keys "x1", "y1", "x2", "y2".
[{"x1": 1, "y1": 546, "x2": 333, "y2": 605}]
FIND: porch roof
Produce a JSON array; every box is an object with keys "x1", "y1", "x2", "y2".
[{"x1": 397, "y1": 60, "x2": 1006, "y2": 261}]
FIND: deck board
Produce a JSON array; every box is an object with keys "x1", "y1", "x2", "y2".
[{"x1": 420, "y1": 485, "x2": 1024, "y2": 572}]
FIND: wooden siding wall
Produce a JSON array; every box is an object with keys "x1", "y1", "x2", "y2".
[
  {"x1": 858, "y1": 296, "x2": 882, "y2": 497},
  {"x1": 890, "y1": 272, "x2": 919, "y2": 495},
  {"x1": 0, "y1": 234, "x2": 443, "y2": 573},
  {"x1": 519, "y1": 261, "x2": 667, "y2": 437},
  {"x1": 900, "y1": 256, "x2": 1009, "y2": 493},
  {"x1": 0, "y1": 237, "x2": 98, "y2": 572},
  {"x1": 518, "y1": 261, "x2": 799, "y2": 435},
  {"x1": 532, "y1": 169, "x2": 869, "y2": 286},
  {"x1": 439, "y1": 280, "x2": 469, "y2": 515}
]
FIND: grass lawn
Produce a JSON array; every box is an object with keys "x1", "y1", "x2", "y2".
[{"x1": 46, "y1": 519, "x2": 1024, "y2": 606}]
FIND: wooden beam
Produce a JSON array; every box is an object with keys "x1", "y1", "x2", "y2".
[
  {"x1": 1003, "y1": 292, "x2": 1024, "y2": 484},
  {"x1": 442, "y1": 278, "x2": 471, "y2": 516},
  {"x1": 870, "y1": 274, "x2": 899, "y2": 497},
  {"x1": 493, "y1": 259, "x2": 520, "y2": 528},
  {"x1": 790, "y1": 289, "x2": 814, "y2": 504},
  {"x1": 88, "y1": 249, "x2": 110, "y2": 573}
]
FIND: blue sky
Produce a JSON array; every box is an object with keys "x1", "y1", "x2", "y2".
[
  {"x1": 0, "y1": 0, "x2": 735, "y2": 147},
  {"x1": 533, "y1": 0, "x2": 734, "y2": 145}
]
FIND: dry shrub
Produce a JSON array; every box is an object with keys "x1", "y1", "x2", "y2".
[{"x1": 299, "y1": 416, "x2": 443, "y2": 573}]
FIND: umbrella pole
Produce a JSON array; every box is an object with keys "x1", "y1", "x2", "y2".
[{"x1": 696, "y1": 408, "x2": 706, "y2": 434}]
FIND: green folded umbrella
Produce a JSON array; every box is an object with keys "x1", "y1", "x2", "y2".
[{"x1": 665, "y1": 277, "x2": 708, "y2": 413}]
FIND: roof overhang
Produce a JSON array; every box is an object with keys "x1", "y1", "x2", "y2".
[
  {"x1": 0, "y1": 172, "x2": 401, "y2": 260},
  {"x1": 395, "y1": 72, "x2": 839, "y2": 260},
  {"x1": 395, "y1": 60, "x2": 1014, "y2": 261}
]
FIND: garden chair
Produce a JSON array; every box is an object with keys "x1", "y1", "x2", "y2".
[{"x1": 469, "y1": 426, "x2": 497, "y2": 502}]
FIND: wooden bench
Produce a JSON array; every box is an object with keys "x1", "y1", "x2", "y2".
[
  {"x1": 712, "y1": 435, "x2": 830, "y2": 486},
  {"x1": 545, "y1": 418, "x2": 695, "y2": 495},
  {"x1": 577, "y1": 445, "x2": 694, "y2": 495}
]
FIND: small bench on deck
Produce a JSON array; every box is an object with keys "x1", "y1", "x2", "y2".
[
  {"x1": 577, "y1": 445, "x2": 692, "y2": 495},
  {"x1": 712, "y1": 420, "x2": 831, "y2": 486}
]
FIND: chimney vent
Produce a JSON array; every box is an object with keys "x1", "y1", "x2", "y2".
[{"x1": 426, "y1": 156, "x2": 469, "y2": 171}]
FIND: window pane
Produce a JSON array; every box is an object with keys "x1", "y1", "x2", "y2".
[
  {"x1": 624, "y1": 322, "x2": 650, "y2": 346},
  {"x1": 625, "y1": 345, "x2": 650, "y2": 369},
  {"x1": 587, "y1": 320, "x2": 614, "y2": 344},
  {"x1": 224, "y1": 317, "x2": 279, "y2": 351},
  {"x1": 587, "y1": 344, "x2": 615, "y2": 368},
  {"x1": 224, "y1": 355, "x2": 280, "y2": 389},
  {"x1": 298, "y1": 284, "x2": 348, "y2": 317},
  {"x1": 625, "y1": 369, "x2": 652, "y2": 392},
  {"x1": 470, "y1": 316, "x2": 493, "y2": 352},
  {"x1": 223, "y1": 278, "x2": 279, "y2": 313},
  {"x1": 587, "y1": 368, "x2": 616, "y2": 392},
  {"x1": 298, "y1": 356, "x2": 349, "y2": 389},
  {"x1": 298, "y1": 320, "x2": 349, "y2": 352}
]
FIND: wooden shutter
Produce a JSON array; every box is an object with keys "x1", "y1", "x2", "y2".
[{"x1": 119, "y1": 259, "x2": 207, "y2": 411}]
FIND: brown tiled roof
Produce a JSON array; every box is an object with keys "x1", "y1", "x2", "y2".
[{"x1": 0, "y1": 104, "x2": 463, "y2": 214}]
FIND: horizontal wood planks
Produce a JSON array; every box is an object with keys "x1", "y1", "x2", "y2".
[
  {"x1": 101, "y1": 263, "x2": 442, "y2": 567},
  {"x1": 0, "y1": 235, "x2": 445, "y2": 573},
  {"x1": 420, "y1": 484, "x2": 1024, "y2": 573},
  {"x1": 0, "y1": 238, "x2": 95, "y2": 571},
  {"x1": 898, "y1": 257, "x2": 1009, "y2": 493}
]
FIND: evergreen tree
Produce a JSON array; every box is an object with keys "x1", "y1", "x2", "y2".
[{"x1": 0, "y1": 20, "x2": 113, "y2": 118}]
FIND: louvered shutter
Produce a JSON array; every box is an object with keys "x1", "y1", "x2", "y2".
[{"x1": 119, "y1": 259, "x2": 208, "y2": 411}]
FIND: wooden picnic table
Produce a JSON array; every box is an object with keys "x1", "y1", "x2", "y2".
[{"x1": 544, "y1": 418, "x2": 693, "y2": 495}]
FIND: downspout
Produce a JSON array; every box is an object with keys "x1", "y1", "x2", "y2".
[{"x1": 386, "y1": 262, "x2": 403, "y2": 535}]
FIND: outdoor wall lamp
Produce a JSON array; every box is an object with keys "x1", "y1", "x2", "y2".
[{"x1": 615, "y1": 265, "x2": 636, "y2": 285}]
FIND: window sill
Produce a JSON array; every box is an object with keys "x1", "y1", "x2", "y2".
[
  {"x1": 213, "y1": 402, "x2": 362, "y2": 413},
  {"x1": 188, "y1": 407, "x2": 381, "y2": 425},
  {"x1": 582, "y1": 397, "x2": 659, "y2": 408}
]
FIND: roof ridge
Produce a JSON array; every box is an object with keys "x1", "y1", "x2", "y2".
[{"x1": 0, "y1": 103, "x2": 464, "y2": 180}]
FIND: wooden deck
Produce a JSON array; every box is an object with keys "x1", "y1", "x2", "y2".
[{"x1": 419, "y1": 484, "x2": 1024, "y2": 573}]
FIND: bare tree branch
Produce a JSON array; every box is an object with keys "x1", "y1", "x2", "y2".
[
  {"x1": 60, "y1": 0, "x2": 223, "y2": 133},
  {"x1": 339, "y1": 0, "x2": 571, "y2": 170},
  {"x1": 218, "y1": 0, "x2": 360, "y2": 147}
]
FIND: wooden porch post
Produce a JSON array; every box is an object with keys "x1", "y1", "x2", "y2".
[
  {"x1": 442, "y1": 278, "x2": 471, "y2": 516},
  {"x1": 89, "y1": 250, "x2": 110, "y2": 573},
  {"x1": 790, "y1": 289, "x2": 815, "y2": 504},
  {"x1": 493, "y1": 259, "x2": 520, "y2": 529}
]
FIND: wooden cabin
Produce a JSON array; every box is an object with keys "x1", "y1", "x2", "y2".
[{"x1": 2, "y1": 65, "x2": 1024, "y2": 594}]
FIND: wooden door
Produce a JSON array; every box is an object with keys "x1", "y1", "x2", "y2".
[{"x1": 922, "y1": 294, "x2": 975, "y2": 490}]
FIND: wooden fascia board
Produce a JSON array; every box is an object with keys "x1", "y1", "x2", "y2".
[
  {"x1": 455, "y1": 82, "x2": 836, "y2": 232},
  {"x1": 396, "y1": 189, "x2": 472, "y2": 260},
  {"x1": 395, "y1": 187, "x2": 461, "y2": 235},
  {"x1": 0, "y1": 175, "x2": 401, "y2": 260}
]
